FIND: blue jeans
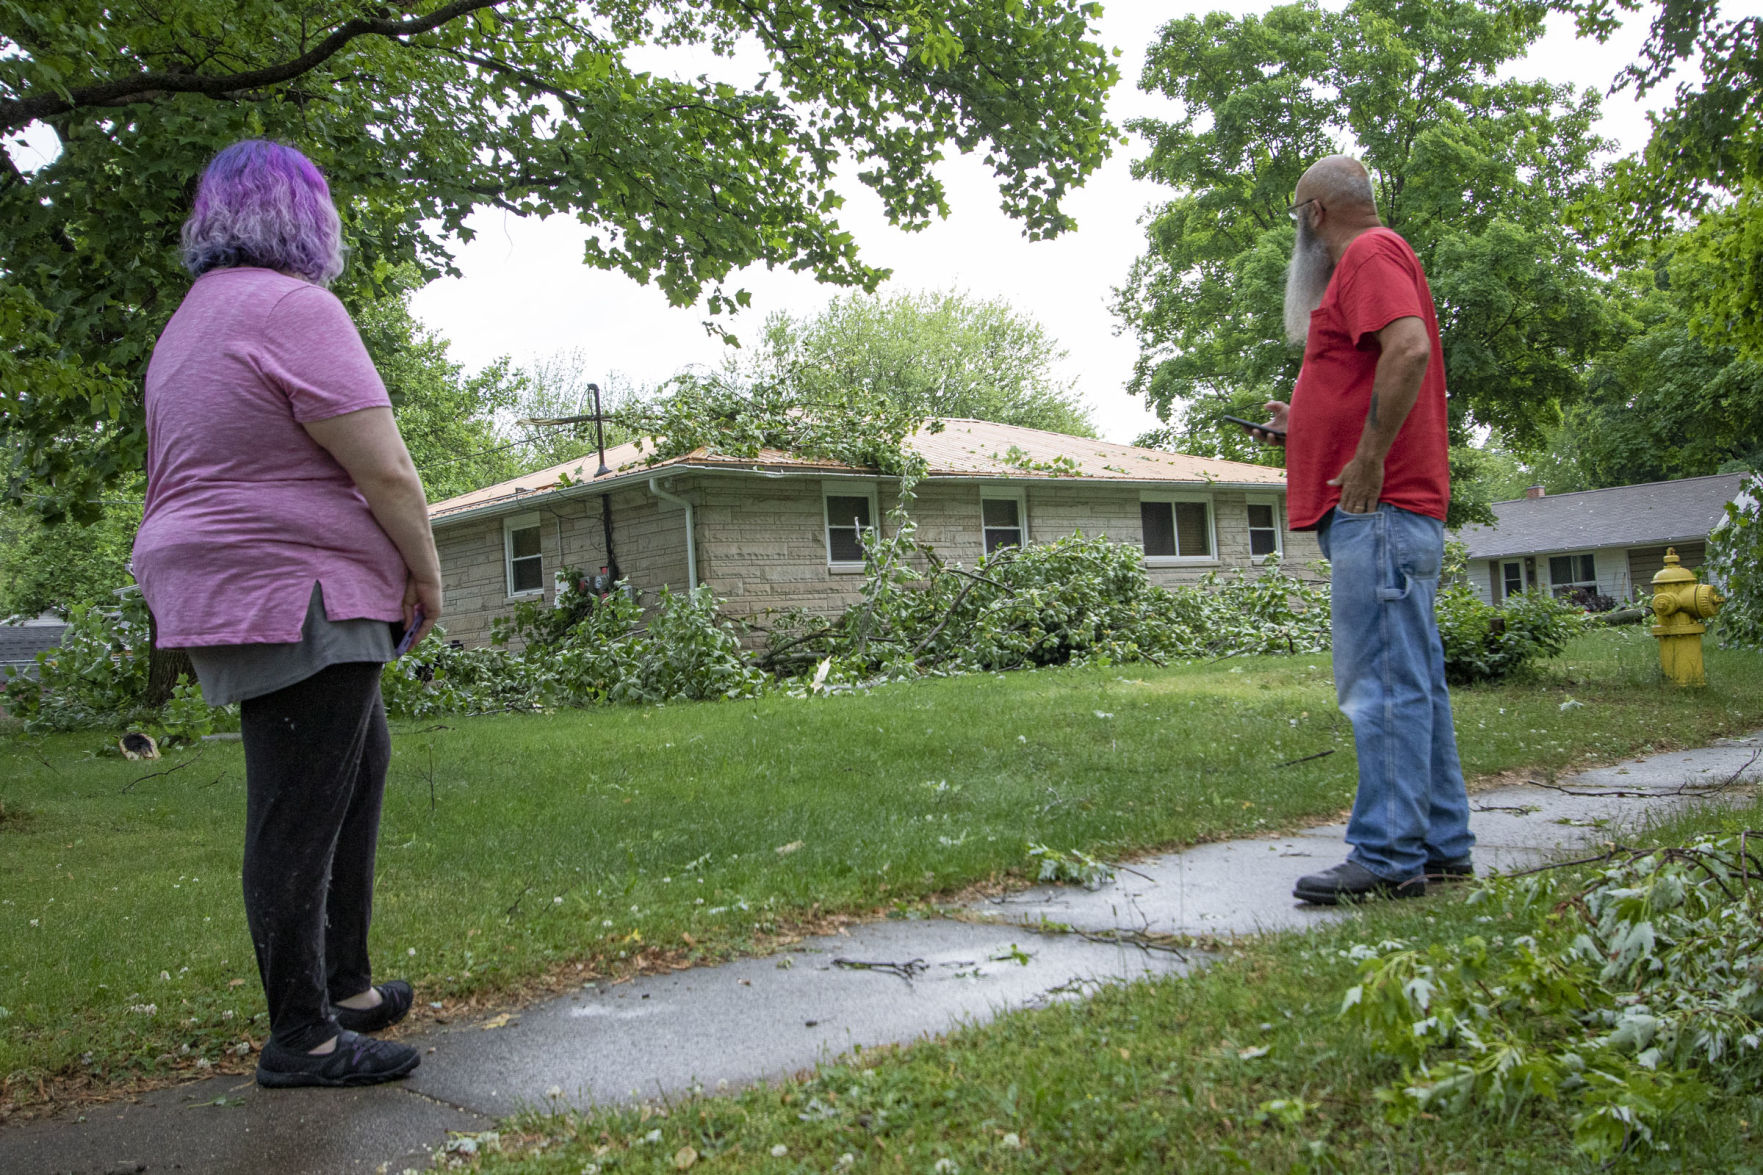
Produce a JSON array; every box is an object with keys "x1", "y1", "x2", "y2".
[{"x1": 1316, "y1": 505, "x2": 1473, "y2": 880}]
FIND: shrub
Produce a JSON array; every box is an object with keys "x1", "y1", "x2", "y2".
[
  {"x1": 1435, "y1": 584, "x2": 1585, "y2": 685},
  {"x1": 0, "y1": 592, "x2": 152, "y2": 730},
  {"x1": 1707, "y1": 473, "x2": 1763, "y2": 649}
]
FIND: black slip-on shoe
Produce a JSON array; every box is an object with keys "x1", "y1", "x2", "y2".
[
  {"x1": 1293, "y1": 860, "x2": 1426, "y2": 906},
  {"x1": 333, "y1": 979, "x2": 414, "y2": 1034},
  {"x1": 1424, "y1": 856, "x2": 1475, "y2": 883},
  {"x1": 256, "y1": 1029, "x2": 420, "y2": 1088}
]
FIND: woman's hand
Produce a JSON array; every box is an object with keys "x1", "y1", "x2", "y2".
[{"x1": 403, "y1": 574, "x2": 442, "y2": 646}]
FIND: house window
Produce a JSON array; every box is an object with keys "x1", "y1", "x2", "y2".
[
  {"x1": 1501, "y1": 559, "x2": 1527, "y2": 600},
  {"x1": 1141, "y1": 496, "x2": 1214, "y2": 561},
  {"x1": 825, "y1": 490, "x2": 878, "y2": 566},
  {"x1": 1246, "y1": 497, "x2": 1282, "y2": 559},
  {"x1": 1549, "y1": 552, "x2": 1597, "y2": 598},
  {"x1": 981, "y1": 492, "x2": 1026, "y2": 554},
  {"x1": 505, "y1": 513, "x2": 543, "y2": 596}
]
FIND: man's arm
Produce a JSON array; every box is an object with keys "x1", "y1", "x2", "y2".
[{"x1": 1326, "y1": 316, "x2": 1430, "y2": 513}]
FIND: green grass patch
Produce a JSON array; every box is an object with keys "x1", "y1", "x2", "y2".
[{"x1": 3, "y1": 630, "x2": 1761, "y2": 1113}]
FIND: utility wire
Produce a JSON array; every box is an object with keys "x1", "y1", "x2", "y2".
[{"x1": 411, "y1": 419, "x2": 588, "y2": 474}]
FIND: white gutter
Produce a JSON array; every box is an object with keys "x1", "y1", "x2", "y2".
[{"x1": 647, "y1": 477, "x2": 698, "y2": 590}]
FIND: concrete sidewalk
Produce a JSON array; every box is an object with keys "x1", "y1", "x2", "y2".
[{"x1": 6, "y1": 733, "x2": 1759, "y2": 1175}]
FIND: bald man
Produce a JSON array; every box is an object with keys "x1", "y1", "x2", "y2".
[{"x1": 1244, "y1": 156, "x2": 1473, "y2": 904}]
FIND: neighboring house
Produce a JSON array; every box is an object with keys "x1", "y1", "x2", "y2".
[
  {"x1": 0, "y1": 614, "x2": 67, "y2": 682},
  {"x1": 426, "y1": 419, "x2": 1320, "y2": 648},
  {"x1": 1455, "y1": 473, "x2": 1748, "y2": 606}
]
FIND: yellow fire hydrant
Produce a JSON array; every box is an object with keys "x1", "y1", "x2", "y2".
[{"x1": 1651, "y1": 547, "x2": 1724, "y2": 685}]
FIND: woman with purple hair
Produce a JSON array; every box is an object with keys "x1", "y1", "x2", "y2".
[{"x1": 133, "y1": 140, "x2": 441, "y2": 1088}]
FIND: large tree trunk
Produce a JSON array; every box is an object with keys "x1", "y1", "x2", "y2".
[{"x1": 145, "y1": 608, "x2": 194, "y2": 707}]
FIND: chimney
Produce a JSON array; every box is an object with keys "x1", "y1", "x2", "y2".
[{"x1": 1525, "y1": 485, "x2": 1545, "y2": 500}]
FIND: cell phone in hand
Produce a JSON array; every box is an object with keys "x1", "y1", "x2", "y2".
[
  {"x1": 1221, "y1": 414, "x2": 1286, "y2": 439},
  {"x1": 394, "y1": 606, "x2": 425, "y2": 658}
]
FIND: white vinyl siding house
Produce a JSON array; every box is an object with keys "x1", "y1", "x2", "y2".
[{"x1": 1457, "y1": 475, "x2": 1745, "y2": 606}]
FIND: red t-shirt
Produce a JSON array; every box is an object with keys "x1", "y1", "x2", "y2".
[{"x1": 1285, "y1": 227, "x2": 1450, "y2": 530}]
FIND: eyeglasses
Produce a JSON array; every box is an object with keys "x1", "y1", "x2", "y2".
[{"x1": 1287, "y1": 198, "x2": 1320, "y2": 222}]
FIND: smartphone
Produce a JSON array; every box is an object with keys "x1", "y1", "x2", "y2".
[
  {"x1": 394, "y1": 606, "x2": 425, "y2": 658},
  {"x1": 1221, "y1": 414, "x2": 1286, "y2": 439}
]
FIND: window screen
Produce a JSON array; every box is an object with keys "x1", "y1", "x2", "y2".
[
  {"x1": 508, "y1": 524, "x2": 542, "y2": 593},
  {"x1": 1247, "y1": 502, "x2": 1279, "y2": 556},
  {"x1": 1141, "y1": 501, "x2": 1175, "y2": 557},
  {"x1": 826, "y1": 495, "x2": 873, "y2": 563},
  {"x1": 982, "y1": 498, "x2": 1023, "y2": 554},
  {"x1": 1174, "y1": 501, "x2": 1212, "y2": 557},
  {"x1": 1142, "y1": 500, "x2": 1211, "y2": 558},
  {"x1": 1549, "y1": 553, "x2": 1596, "y2": 598}
]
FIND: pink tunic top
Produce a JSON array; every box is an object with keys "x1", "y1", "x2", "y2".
[{"x1": 134, "y1": 267, "x2": 406, "y2": 646}]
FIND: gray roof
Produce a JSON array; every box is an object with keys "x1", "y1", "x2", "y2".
[
  {"x1": 1457, "y1": 473, "x2": 1749, "y2": 560},
  {"x1": 0, "y1": 622, "x2": 66, "y2": 667}
]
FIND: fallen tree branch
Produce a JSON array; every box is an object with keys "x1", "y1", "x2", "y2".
[
  {"x1": 910, "y1": 571, "x2": 990, "y2": 662},
  {"x1": 121, "y1": 747, "x2": 205, "y2": 794},
  {"x1": 1274, "y1": 749, "x2": 1335, "y2": 770},
  {"x1": 1521, "y1": 751, "x2": 1760, "y2": 799}
]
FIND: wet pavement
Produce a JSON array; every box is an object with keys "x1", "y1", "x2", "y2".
[{"x1": 5, "y1": 731, "x2": 1758, "y2": 1175}]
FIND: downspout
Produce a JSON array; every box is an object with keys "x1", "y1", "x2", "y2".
[{"x1": 647, "y1": 477, "x2": 698, "y2": 591}]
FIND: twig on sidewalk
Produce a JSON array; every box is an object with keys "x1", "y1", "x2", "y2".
[
  {"x1": 1067, "y1": 926, "x2": 1189, "y2": 961},
  {"x1": 833, "y1": 957, "x2": 927, "y2": 981},
  {"x1": 1521, "y1": 750, "x2": 1761, "y2": 799}
]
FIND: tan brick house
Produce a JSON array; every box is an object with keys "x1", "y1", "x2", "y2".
[{"x1": 425, "y1": 420, "x2": 1318, "y2": 648}]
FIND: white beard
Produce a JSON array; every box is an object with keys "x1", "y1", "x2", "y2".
[{"x1": 1284, "y1": 217, "x2": 1335, "y2": 347}]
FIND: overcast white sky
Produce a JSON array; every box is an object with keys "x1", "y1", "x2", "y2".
[
  {"x1": 5, "y1": 2, "x2": 1665, "y2": 444},
  {"x1": 406, "y1": 1, "x2": 1665, "y2": 443}
]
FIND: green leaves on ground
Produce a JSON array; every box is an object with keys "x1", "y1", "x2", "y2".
[
  {"x1": 381, "y1": 583, "x2": 765, "y2": 717},
  {"x1": 1341, "y1": 834, "x2": 1763, "y2": 1161}
]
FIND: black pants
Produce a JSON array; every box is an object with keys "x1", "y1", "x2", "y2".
[{"x1": 240, "y1": 662, "x2": 390, "y2": 1051}]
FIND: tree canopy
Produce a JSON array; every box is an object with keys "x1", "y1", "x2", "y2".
[
  {"x1": 0, "y1": 0, "x2": 1118, "y2": 518},
  {"x1": 1566, "y1": 0, "x2": 1761, "y2": 357},
  {"x1": 752, "y1": 289, "x2": 1095, "y2": 435},
  {"x1": 1113, "y1": 0, "x2": 1618, "y2": 478}
]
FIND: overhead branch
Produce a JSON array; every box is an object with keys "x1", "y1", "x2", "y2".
[{"x1": 0, "y1": 0, "x2": 508, "y2": 132}]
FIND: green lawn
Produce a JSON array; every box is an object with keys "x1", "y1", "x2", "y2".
[
  {"x1": 3, "y1": 628, "x2": 1761, "y2": 1117},
  {"x1": 471, "y1": 788, "x2": 1763, "y2": 1175}
]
